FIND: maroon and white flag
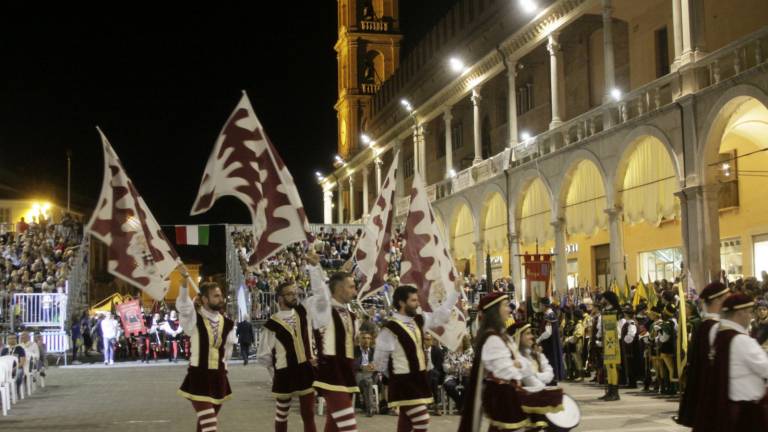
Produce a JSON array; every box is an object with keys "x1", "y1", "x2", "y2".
[
  {"x1": 190, "y1": 92, "x2": 310, "y2": 265},
  {"x1": 354, "y1": 154, "x2": 398, "y2": 301},
  {"x1": 400, "y1": 173, "x2": 467, "y2": 351},
  {"x1": 86, "y1": 129, "x2": 182, "y2": 301}
]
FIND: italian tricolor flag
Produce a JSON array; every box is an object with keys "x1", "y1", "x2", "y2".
[{"x1": 175, "y1": 225, "x2": 210, "y2": 246}]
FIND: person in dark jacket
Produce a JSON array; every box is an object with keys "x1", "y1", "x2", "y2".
[
  {"x1": 236, "y1": 319, "x2": 255, "y2": 365},
  {"x1": 354, "y1": 331, "x2": 378, "y2": 417}
]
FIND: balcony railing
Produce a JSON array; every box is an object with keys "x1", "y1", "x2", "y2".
[
  {"x1": 693, "y1": 26, "x2": 768, "y2": 90},
  {"x1": 361, "y1": 83, "x2": 381, "y2": 95},
  {"x1": 360, "y1": 20, "x2": 389, "y2": 32}
]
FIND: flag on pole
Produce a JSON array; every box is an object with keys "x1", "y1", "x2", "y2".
[
  {"x1": 623, "y1": 274, "x2": 632, "y2": 305},
  {"x1": 175, "y1": 225, "x2": 210, "y2": 246},
  {"x1": 633, "y1": 278, "x2": 649, "y2": 308},
  {"x1": 675, "y1": 281, "x2": 689, "y2": 378},
  {"x1": 400, "y1": 173, "x2": 467, "y2": 351},
  {"x1": 86, "y1": 129, "x2": 182, "y2": 301},
  {"x1": 354, "y1": 154, "x2": 398, "y2": 300},
  {"x1": 190, "y1": 92, "x2": 310, "y2": 266},
  {"x1": 646, "y1": 276, "x2": 658, "y2": 309}
]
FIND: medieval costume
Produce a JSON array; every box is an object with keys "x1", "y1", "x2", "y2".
[
  {"x1": 696, "y1": 294, "x2": 768, "y2": 431},
  {"x1": 597, "y1": 291, "x2": 621, "y2": 401},
  {"x1": 657, "y1": 304, "x2": 678, "y2": 395},
  {"x1": 619, "y1": 304, "x2": 642, "y2": 388},
  {"x1": 458, "y1": 293, "x2": 534, "y2": 432},
  {"x1": 257, "y1": 303, "x2": 317, "y2": 432},
  {"x1": 374, "y1": 287, "x2": 458, "y2": 432},
  {"x1": 176, "y1": 285, "x2": 236, "y2": 432},
  {"x1": 749, "y1": 299, "x2": 768, "y2": 353},
  {"x1": 535, "y1": 299, "x2": 566, "y2": 384},
  {"x1": 307, "y1": 264, "x2": 360, "y2": 432}
]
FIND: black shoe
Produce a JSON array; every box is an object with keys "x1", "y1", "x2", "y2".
[
  {"x1": 604, "y1": 385, "x2": 620, "y2": 401},
  {"x1": 598, "y1": 388, "x2": 610, "y2": 400}
]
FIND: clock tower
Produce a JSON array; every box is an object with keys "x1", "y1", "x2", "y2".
[{"x1": 335, "y1": 0, "x2": 402, "y2": 159}]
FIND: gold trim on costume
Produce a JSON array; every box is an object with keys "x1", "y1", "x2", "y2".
[
  {"x1": 483, "y1": 294, "x2": 508, "y2": 310},
  {"x1": 391, "y1": 318, "x2": 427, "y2": 371},
  {"x1": 708, "y1": 287, "x2": 730, "y2": 300},
  {"x1": 388, "y1": 397, "x2": 435, "y2": 408},
  {"x1": 272, "y1": 313, "x2": 308, "y2": 364},
  {"x1": 522, "y1": 403, "x2": 564, "y2": 414},
  {"x1": 177, "y1": 390, "x2": 232, "y2": 405},
  {"x1": 488, "y1": 417, "x2": 532, "y2": 429},
  {"x1": 312, "y1": 381, "x2": 360, "y2": 393}
]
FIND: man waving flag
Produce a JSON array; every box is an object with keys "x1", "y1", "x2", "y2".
[
  {"x1": 86, "y1": 129, "x2": 182, "y2": 301},
  {"x1": 191, "y1": 92, "x2": 310, "y2": 265}
]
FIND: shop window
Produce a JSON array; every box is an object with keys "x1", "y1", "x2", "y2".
[
  {"x1": 567, "y1": 258, "x2": 579, "y2": 289},
  {"x1": 754, "y1": 234, "x2": 768, "y2": 278},
  {"x1": 720, "y1": 238, "x2": 743, "y2": 282},
  {"x1": 638, "y1": 248, "x2": 683, "y2": 282},
  {"x1": 655, "y1": 26, "x2": 670, "y2": 78}
]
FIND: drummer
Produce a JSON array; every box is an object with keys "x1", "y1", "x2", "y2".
[
  {"x1": 458, "y1": 292, "x2": 534, "y2": 432},
  {"x1": 508, "y1": 321, "x2": 565, "y2": 427}
]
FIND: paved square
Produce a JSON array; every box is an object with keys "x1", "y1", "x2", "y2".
[{"x1": 3, "y1": 362, "x2": 689, "y2": 431}]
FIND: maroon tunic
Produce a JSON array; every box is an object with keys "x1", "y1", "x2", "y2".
[
  {"x1": 313, "y1": 307, "x2": 358, "y2": 393},
  {"x1": 695, "y1": 328, "x2": 768, "y2": 431},
  {"x1": 264, "y1": 305, "x2": 315, "y2": 397},
  {"x1": 178, "y1": 313, "x2": 234, "y2": 404},
  {"x1": 677, "y1": 319, "x2": 718, "y2": 427},
  {"x1": 384, "y1": 315, "x2": 433, "y2": 407}
]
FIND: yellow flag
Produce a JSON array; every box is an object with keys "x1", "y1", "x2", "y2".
[
  {"x1": 623, "y1": 274, "x2": 631, "y2": 305},
  {"x1": 646, "y1": 277, "x2": 658, "y2": 309},
  {"x1": 633, "y1": 278, "x2": 648, "y2": 308}
]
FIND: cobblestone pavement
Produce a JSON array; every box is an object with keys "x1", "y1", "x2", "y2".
[{"x1": 2, "y1": 362, "x2": 690, "y2": 431}]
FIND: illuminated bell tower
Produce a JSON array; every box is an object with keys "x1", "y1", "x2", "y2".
[{"x1": 335, "y1": 0, "x2": 402, "y2": 159}]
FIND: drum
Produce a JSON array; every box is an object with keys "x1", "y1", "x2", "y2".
[{"x1": 543, "y1": 394, "x2": 581, "y2": 431}]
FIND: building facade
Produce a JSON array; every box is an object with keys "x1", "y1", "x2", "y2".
[{"x1": 321, "y1": 0, "x2": 768, "y2": 302}]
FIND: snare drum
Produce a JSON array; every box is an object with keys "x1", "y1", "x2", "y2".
[{"x1": 543, "y1": 394, "x2": 581, "y2": 431}]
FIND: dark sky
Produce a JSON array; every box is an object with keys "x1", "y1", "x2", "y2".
[{"x1": 0, "y1": 2, "x2": 457, "y2": 226}]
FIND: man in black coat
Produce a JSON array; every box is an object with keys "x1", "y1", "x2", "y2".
[
  {"x1": 236, "y1": 319, "x2": 255, "y2": 365},
  {"x1": 354, "y1": 331, "x2": 378, "y2": 416},
  {"x1": 424, "y1": 332, "x2": 446, "y2": 415}
]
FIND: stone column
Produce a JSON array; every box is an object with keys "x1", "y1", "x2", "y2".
[
  {"x1": 412, "y1": 126, "x2": 421, "y2": 175},
  {"x1": 507, "y1": 60, "x2": 519, "y2": 148},
  {"x1": 551, "y1": 218, "x2": 568, "y2": 295},
  {"x1": 679, "y1": 0, "x2": 707, "y2": 65},
  {"x1": 337, "y1": 182, "x2": 344, "y2": 223},
  {"x1": 547, "y1": 33, "x2": 564, "y2": 129},
  {"x1": 471, "y1": 87, "x2": 483, "y2": 164},
  {"x1": 375, "y1": 158, "x2": 383, "y2": 195},
  {"x1": 677, "y1": 184, "x2": 721, "y2": 293},
  {"x1": 508, "y1": 233, "x2": 522, "y2": 304},
  {"x1": 323, "y1": 189, "x2": 333, "y2": 224},
  {"x1": 671, "y1": 0, "x2": 684, "y2": 69},
  {"x1": 348, "y1": 176, "x2": 355, "y2": 222},
  {"x1": 444, "y1": 108, "x2": 454, "y2": 178},
  {"x1": 394, "y1": 139, "x2": 405, "y2": 198},
  {"x1": 602, "y1": 0, "x2": 616, "y2": 102},
  {"x1": 474, "y1": 240, "x2": 485, "y2": 278},
  {"x1": 416, "y1": 125, "x2": 427, "y2": 180},
  {"x1": 362, "y1": 166, "x2": 370, "y2": 218},
  {"x1": 605, "y1": 206, "x2": 626, "y2": 285}
]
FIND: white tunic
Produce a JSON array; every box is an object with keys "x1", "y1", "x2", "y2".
[{"x1": 718, "y1": 319, "x2": 768, "y2": 401}]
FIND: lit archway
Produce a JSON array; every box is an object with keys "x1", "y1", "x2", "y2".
[
  {"x1": 518, "y1": 178, "x2": 553, "y2": 246},
  {"x1": 561, "y1": 160, "x2": 608, "y2": 236},
  {"x1": 451, "y1": 203, "x2": 475, "y2": 275}
]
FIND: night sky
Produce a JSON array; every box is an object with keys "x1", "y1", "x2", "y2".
[{"x1": 0, "y1": 2, "x2": 458, "y2": 226}]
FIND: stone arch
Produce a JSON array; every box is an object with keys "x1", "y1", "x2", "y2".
[
  {"x1": 555, "y1": 148, "x2": 612, "y2": 208},
  {"x1": 513, "y1": 171, "x2": 555, "y2": 246},
  {"x1": 556, "y1": 155, "x2": 609, "y2": 237},
  {"x1": 614, "y1": 134, "x2": 680, "y2": 226},
  {"x1": 449, "y1": 201, "x2": 476, "y2": 275},
  {"x1": 512, "y1": 169, "x2": 555, "y2": 225},
  {"x1": 699, "y1": 84, "x2": 768, "y2": 185},
  {"x1": 479, "y1": 191, "x2": 508, "y2": 254},
  {"x1": 612, "y1": 125, "x2": 682, "y2": 199},
  {"x1": 362, "y1": 50, "x2": 385, "y2": 85}
]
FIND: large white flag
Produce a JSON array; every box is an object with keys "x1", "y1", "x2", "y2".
[
  {"x1": 86, "y1": 129, "x2": 182, "y2": 301},
  {"x1": 354, "y1": 154, "x2": 398, "y2": 300},
  {"x1": 191, "y1": 92, "x2": 310, "y2": 265},
  {"x1": 400, "y1": 173, "x2": 467, "y2": 351}
]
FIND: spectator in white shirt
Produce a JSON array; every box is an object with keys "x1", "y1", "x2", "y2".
[{"x1": 100, "y1": 312, "x2": 119, "y2": 365}]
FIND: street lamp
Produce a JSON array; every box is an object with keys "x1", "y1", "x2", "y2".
[
  {"x1": 449, "y1": 57, "x2": 466, "y2": 73},
  {"x1": 400, "y1": 98, "x2": 413, "y2": 113},
  {"x1": 519, "y1": 0, "x2": 537, "y2": 14},
  {"x1": 360, "y1": 133, "x2": 373, "y2": 146},
  {"x1": 610, "y1": 88, "x2": 622, "y2": 101}
]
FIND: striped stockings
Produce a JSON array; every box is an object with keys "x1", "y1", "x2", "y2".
[
  {"x1": 397, "y1": 404, "x2": 430, "y2": 432},
  {"x1": 322, "y1": 391, "x2": 358, "y2": 432},
  {"x1": 191, "y1": 401, "x2": 222, "y2": 432},
  {"x1": 274, "y1": 393, "x2": 317, "y2": 432}
]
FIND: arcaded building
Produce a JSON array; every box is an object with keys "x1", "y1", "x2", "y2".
[{"x1": 322, "y1": 0, "x2": 768, "y2": 301}]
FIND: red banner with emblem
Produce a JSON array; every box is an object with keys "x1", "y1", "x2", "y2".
[
  {"x1": 523, "y1": 253, "x2": 552, "y2": 313},
  {"x1": 116, "y1": 299, "x2": 146, "y2": 337}
]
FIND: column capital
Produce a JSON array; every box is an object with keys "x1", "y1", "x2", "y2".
[
  {"x1": 603, "y1": 205, "x2": 623, "y2": 217},
  {"x1": 362, "y1": 165, "x2": 369, "y2": 175},
  {"x1": 471, "y1": 87, "x2": 482, "y2": 105},
  {"x1": 547, "y1": 33, "x2": 561, "y2": 55},
  {"x1": 601, "y1": 0, "x2": 612, "y2": 17},
  {"x1": 506, "y1": 59, "x2": 518, "y2": 77},
  {"x1": 550, "y1": 217, "x2": 565, "y2": 229},
  {"x1": 443, "y1": 107, "x2": 453, "y2": 121},
  {"x1": 374, "y1": 157, "x2": 383, "y2": 166}
]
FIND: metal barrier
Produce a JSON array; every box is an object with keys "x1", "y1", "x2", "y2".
[
  {"x1": 10, "y1": 293, "x2": 67, "y2": 331},
  {"x1": 40, "y1": 330, "x2": 70, "y2": 366}
]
